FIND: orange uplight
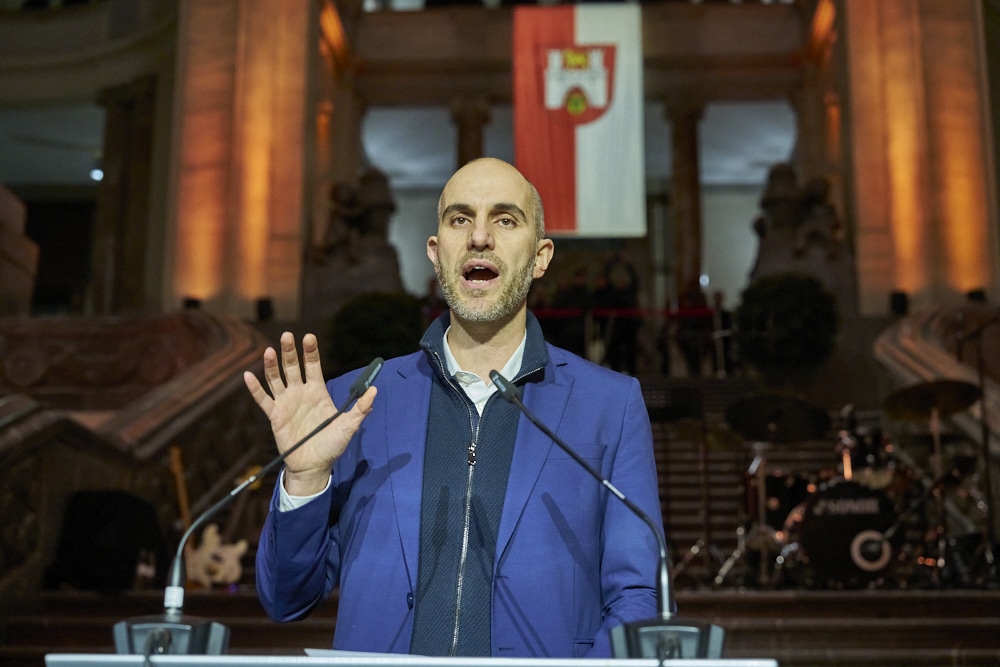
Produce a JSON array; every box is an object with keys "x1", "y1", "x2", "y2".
[
  {"x1": 240, "y1": 153, "x2": 269, "y2": 301},
  {"x1": 933, "y1": 80, "x2": 989, "y2": 292},
  {"x1": 886, "y1": 123, "x2": 925, "y2": 293},
  {"x1": 810, "y1": 0, "x2": 836, "y2": 61},
  {"x1": 320, "y1": 1, "x2": 349, "y2": 70},
  {"x1": 238, "y1": 68, "x2": 272, "y2": 301},
  {"x1": 825, "y1": 92, "x2": 841, "y2": 166},
  {"x1": 175, "y1": 170, "x2": 226, "y2": 302}
]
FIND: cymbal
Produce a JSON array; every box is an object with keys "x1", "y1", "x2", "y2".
[
  {"x1": 881, "y1": 379, "x2": 981, "y2": 421},
  {"x1": 724, "y1": 393, "x2": 831, "y2": 444}
]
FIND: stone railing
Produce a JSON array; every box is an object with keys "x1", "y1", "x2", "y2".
[{"x1": 0, "y1": 310, "x2": 274, "y2": 602}]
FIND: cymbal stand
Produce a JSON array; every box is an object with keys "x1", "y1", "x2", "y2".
[
  {"x1": 671, "y1": 381, "x2": 726, "y2": 585},
  {"x1": 714, "y1": 441, "x2": 773, "y2": 588},
  {"x1": 836, "y1": 428, "x2": 855, "y2": 481},
  {"x1": 955, "y1": 311, "x2": 1000, "y2": 583}
]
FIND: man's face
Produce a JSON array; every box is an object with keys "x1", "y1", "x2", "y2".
[{"x1": 427, "y1": 159, "x2": 553, "y2": 324}]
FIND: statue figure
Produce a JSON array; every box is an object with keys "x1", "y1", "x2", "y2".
[
  {"x1": 794, "y1": 176, "x2": 846, "y2": 260},
  {"x1": 301, "y1": 167, "x2": 405, "y2": 321},
  {"x1": 313, "y1": 168, "x2": 397, "y2": 265},
  {"x1": 752, "y1": 163, "x2": 800, "y2": 237},
  {"x1": 749, "y1": 163, "x2": 856, "y2": 316}
]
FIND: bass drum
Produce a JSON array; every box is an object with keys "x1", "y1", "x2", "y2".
[{"x1": 780, "y1": 480, "x2": 902, "y2": 589}]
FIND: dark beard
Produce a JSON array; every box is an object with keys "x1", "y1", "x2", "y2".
[{"x1": 437, "y1": 252, "x2": 535, "y2": 323}]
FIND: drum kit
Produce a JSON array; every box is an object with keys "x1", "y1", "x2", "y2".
[{"x1": 705, "y1": 381, "x2": 997, "y2": 590}]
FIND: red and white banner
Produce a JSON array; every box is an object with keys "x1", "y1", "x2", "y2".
[{"x1": 513, "y1": 4, "x2": 645, "y2": 237}]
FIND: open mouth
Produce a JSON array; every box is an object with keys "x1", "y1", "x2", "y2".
[{"x1": 462, "y1": 260, "x2": 500, "y2": 285}]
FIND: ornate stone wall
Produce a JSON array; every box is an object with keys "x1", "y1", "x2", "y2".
[{"x1": 0, "y1": 311, "x2": 275, "y2": 602}]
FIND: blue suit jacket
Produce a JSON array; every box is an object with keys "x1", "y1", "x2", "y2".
[{"x1": 256, "y1": 331, "x2": 663, "y2": 658}]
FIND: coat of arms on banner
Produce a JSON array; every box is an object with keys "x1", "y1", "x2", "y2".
[{"x1": 542, "y1": 45, "x2": 616, "y2": 125}]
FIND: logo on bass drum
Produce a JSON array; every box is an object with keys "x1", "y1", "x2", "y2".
[{"x1": 811, "y1": 497, "x2": 881, "y2": 516}]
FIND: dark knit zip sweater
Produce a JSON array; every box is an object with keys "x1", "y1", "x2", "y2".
[{"x1": 408, "y1": 312, "x2": 549, "y2": 657}]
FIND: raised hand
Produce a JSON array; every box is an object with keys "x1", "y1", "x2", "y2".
[{"x1": 243, "y1": 332, "x2": 376, "y2": 496}]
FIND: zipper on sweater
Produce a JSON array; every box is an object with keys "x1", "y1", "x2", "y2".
[
  {"x1": 450, "y1": 459, "x2": 476, "y2": 655},
  {"x1": 430, "y1": 349, "x2": 482, "y2": 656},
  {"x1": 451, "y1": 386, "x2": 483, "y2": 655}
]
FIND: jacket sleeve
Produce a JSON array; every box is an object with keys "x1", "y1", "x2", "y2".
[
  {"x1": 256, "y1": 375, "x2": 357, "y2": 623},
  {"x1": 255, "y1": 479, "x2": 342, "y2": 622}
]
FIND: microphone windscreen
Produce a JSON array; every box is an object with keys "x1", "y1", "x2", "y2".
[{"x1": 349, "y1": 357, "x2": 384, "y2": 399}]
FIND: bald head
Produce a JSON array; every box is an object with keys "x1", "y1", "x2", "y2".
[{"x1": 438, "y1": 158, "x2": 545, "y2": 242}]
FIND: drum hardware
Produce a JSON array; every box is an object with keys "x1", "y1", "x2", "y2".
[
  {"x1": 836, "y1": 428, "x2": 855, "y2": 481},
  {"x1": 729, "y1": 444, "x2": 822, "y2": 587},
  {"x1": 881, "y1": 464, "x2": 980, "y2": 587},
  {"x1": 664, "y1": 416, "x2": 741, "y2": 587},
  {"x1": 881, "y1": 379, "x2": 986, "y2": 586},
  {"x1": 713, "y1": 442, "x2": 794, "y2": 588},
  {"x1": 712, "y1": 525, "x2": 747, "y2": 587},
  {"x1": 954, "y1": 309, "x2": 1000, "y2": 586},
  {"x1": 671, "y1": 538, "x2": 727, "y2": 586},
  {"x1": 714, "y1": 393, "x2": 830, "y2": 588},
  {"x1": 886, "y1": 444, "x2": 990, "y2": 581},
  {"x1": 882, "y1": 379, "x2": 980, "y2": 480}
]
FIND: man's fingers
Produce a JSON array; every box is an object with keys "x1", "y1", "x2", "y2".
[
  {"x1": 332, "y1": 385, "x2": 377, "y2": 446},
  {"x1": 301, "y1": 333, "x2": 326, "y2": 384},
  {"x1": 351, "y1": 385, "x2": 378, "y2": 417},
  {"x1": 261, "y1": 345, "x2": 285, "y2": 397},
  {"x1": 280, "y1": 331, "x2": 303, "y2": 385},
  {"x1": 244, "y1": 371, "x2": 274, "y2": 413}
]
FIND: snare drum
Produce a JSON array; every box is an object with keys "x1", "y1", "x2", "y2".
[{"x1": 785, "y1": 479, "x2": 902, "y2": 589}]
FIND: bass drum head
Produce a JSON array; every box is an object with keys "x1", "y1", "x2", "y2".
[{"x1": 797, "y1": 480, "x2": 901, "y2": 589}]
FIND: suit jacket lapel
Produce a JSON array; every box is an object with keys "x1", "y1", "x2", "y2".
[
  {"x1": 495, "y1": 366, "x2": 572, "y2": 561},
  {"x1": 385, "y1": 357, "x2": 432, "y2": 589}
]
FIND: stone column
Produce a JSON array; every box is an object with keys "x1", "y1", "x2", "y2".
[
  {"x1": 843, "y1": 0, "x2": 995, "y2": 313},
  {"x1": 169, "y1": 0, "x2": 313, "y2": 319},
  {"x1": 450, "y1": 96, "x2": 491, "y2": 169},
  {"x1": 665, "y1": 99, "x2": 704, "y2": 299},
  {"x1": 89, "y1": 76, "x2": 156, "y2": 315}
]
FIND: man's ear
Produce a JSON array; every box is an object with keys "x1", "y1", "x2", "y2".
[
  {"x1": 533, "y1": 238, "x2": 554, "y2": 279},
  {"x1": 427, "y1": 236, "x2": 439, "y2": 267}
]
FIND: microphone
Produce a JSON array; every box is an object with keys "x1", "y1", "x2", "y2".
[
  {"x1": 113, "y1": 357, "x2": 384, "y2": 656},
  {"x1": 489, "y1": 371, "x2": 725, "y2": 660}
]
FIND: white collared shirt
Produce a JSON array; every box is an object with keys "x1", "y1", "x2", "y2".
[{"x1": 441, "y1": 325, "x2": 526, "y2": 416}]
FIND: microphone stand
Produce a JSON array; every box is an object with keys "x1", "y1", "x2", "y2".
[
  {"x1": 489, "y1": 371, "x2": 725, "y2": 661},
  {"x1": 113, "y1": 357, "x2": 383, "y2": 656}
]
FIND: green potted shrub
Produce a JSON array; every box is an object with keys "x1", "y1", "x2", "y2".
[
  {"x1": 326, "y1": 292, "x2": 424, "y2": 378},
  {"x1": 735, "y1": 272, "x2": 839, "y2": 385}
]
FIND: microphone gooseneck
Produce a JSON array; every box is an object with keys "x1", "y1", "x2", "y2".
[
  {"x1": 489, "y1": 369, "x2": 725, "y2": 660},
  {"x1": 115, "y1": 357, "x2": 383, "y2": 655},
  {"x1": 165, "y1": 356, "x2": 384, "y2": 617}
]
